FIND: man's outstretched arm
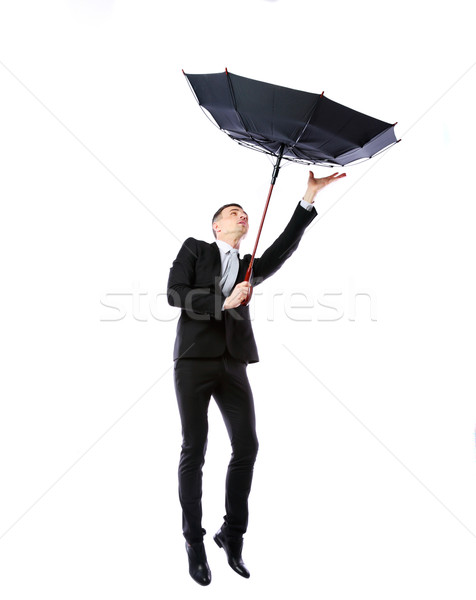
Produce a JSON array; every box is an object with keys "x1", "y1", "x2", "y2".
[{"x1": 251, "y1": 170, "x2": 346, "y2": 283}]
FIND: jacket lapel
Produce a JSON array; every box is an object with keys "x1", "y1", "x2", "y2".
[{"x1": 210, "y1": 242, "x2": 222, "y2": 280}]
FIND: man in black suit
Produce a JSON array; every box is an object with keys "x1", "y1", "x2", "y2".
[{"x1": 167, "y1": 170, "x2": 345, "y2": 585}]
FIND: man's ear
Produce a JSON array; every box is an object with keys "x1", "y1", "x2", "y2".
[{"x1": 212, "y1": 221, "x2": 220, "y2": 235}]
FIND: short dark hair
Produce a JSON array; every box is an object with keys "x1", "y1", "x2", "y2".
[{"x1": 211, "y1": 203, "x2": 244, "y2": 239}]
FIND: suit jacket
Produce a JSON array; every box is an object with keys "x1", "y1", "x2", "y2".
[{"x1": 167, "y1": 202, "x2": 317, "y2": 364}]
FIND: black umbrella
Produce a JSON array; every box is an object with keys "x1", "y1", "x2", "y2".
[{"x1": 183, "y1": 69, "x2": 398, "y2": 300}]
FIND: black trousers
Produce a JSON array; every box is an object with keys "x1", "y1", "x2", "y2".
[{"x1": 174, "y1": 353, "x2": 259, "y2": 544}]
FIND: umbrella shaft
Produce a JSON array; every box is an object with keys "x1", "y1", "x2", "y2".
[
  {"x1": 244, "y1": 181, "x2": 275, "y2": 282},
  {"x1": 244, "y1": 145, "x2": 285, "y2": 282}
]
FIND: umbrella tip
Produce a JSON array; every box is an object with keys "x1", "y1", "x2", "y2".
[
  {"x1": 320, "y1": 91, "x2": 325, "y2": 97},
  {"x1": 225, "y1": 67, "x2": 228, "y2": 74}
]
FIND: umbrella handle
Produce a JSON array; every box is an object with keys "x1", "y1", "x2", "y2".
[{"x1": 240, "y1": 266, "x2": 253, "y2": 306}]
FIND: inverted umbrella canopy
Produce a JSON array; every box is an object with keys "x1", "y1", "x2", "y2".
[
  {"x1": 183, "y1": 69, "x2": 398, "y2": 304},
  {"x1": 183, "y1": 69, "x2": 398, "y2": 167}
]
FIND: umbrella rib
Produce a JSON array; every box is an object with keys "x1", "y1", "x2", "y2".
[
  {"x1": 287, "y1": 94, "x2": 323, "y2": 152},
  {"x1": 224, "y1": 70, "x2": 287, "y2": 160},
  {"x1": 279, "y1": 94, "x2": 347, "y2": 166},
  {"x1": 183, "y1": 70, "x2": 271, "y2": 153},
  {"x1": 335, "y1": 124, "x2": 398, "y2": 163},
  {"x1": 182, "y1": 71, "x2": 226, "y2": 136},
  {"x1": 227, "y1": 128, "x2": 285, "y2": 159},
  {"x1": 224, "y1": 71, "x2": 251, "y2": 144},
  {"x1": 285, "y1": 146, "x2": 334, "y2": 167}
]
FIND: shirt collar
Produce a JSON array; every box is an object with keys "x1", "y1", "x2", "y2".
[{"x1": 215, "y1": 239, "x2": 238, "y2": 254}]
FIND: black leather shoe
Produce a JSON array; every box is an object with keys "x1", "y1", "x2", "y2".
[
  {"x1": 185, "y1": 541, "x2": 211, "y2": 586},
  {"x1": 213, "y1": 528, "x2": 250, "y2": 578}
]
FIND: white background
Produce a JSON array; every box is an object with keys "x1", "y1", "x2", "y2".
[{"x1": 1, "y1": 0, "x2": 475, "y2": 597}]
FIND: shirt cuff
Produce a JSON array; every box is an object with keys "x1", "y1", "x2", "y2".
[{"x1": 300, "y1": 198, "x2": 314, "y2": 211}]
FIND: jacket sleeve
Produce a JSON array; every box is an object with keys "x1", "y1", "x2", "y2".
[
  {"x1": 251, "y1": 202, "x2": 317, "y2": 284},
  {"x1": 167, "y1": 237, "x2": 226, "y2": 317}
]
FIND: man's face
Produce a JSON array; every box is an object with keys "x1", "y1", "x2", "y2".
[{"x1": 214, "y1": 206, "x2": 249, "y2": 239}]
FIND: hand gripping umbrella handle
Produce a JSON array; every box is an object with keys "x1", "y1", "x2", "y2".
[
  {"x1": 241, "y1": 263, "x2": 254, "y2": 306},
  {"x1": 241, "y1": 145, "x2": 285, "y2": 306}
]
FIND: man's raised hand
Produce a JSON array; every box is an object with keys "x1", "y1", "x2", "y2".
[{"x1": 303, "y1": 170, "x2": 346, "y2": 204}]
